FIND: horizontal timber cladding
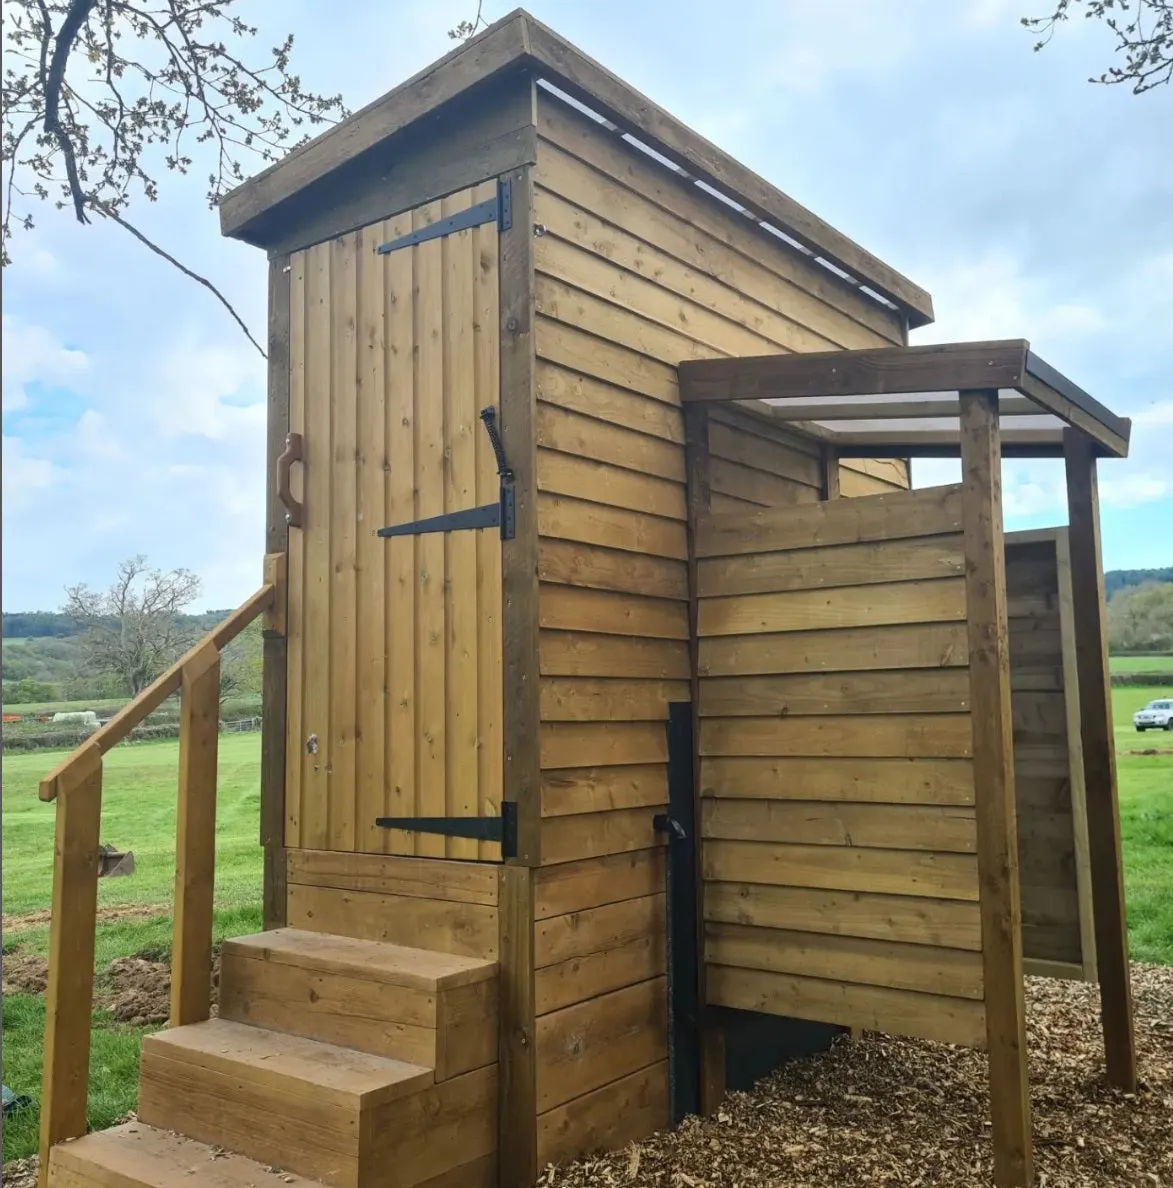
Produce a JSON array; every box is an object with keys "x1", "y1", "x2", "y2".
[
  {"x1": 697, "y1": 483, "x2": 986, "y2": 1048},
  {"x1": 285, "y1": 185, "x2": 503, "y2": 860},
  {"x1": 1005, "y1": 531, "x2": 1096, "y2": 978},
  {"x1": 284, "y1": 850, "x2": 499, "y2": 959},
  {"x1": 528, "y1": 87, "x2": 910, "y2": 1164}
]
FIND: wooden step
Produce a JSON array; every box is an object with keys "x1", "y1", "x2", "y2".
[
  {"x1": 136, "y1": 1018, "x2": 498, "y2": 1188},
  {"x1": 219, "y1": 928, "x2": 497, "y2": 1079},
  {"x1": 47, "y1": 1121, "x2": 328, "y2": 1187}
]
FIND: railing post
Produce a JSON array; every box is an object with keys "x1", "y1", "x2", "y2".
[
  {"x1": 38, "y1": 743, "x2": 103, "y2": 1186},
  {"x1": 170, "y1": 642, "x2": 221, "y2": 1026}
]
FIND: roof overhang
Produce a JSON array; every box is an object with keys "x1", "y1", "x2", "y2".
[
  {"x1": 678, "y1": 341, "x2": 1131, "y2": 459},
  {"x1": 219, "y1": 9, "x2": 934, "y2": 329}
]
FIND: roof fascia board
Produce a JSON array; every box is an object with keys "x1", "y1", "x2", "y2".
[{"x1": 1025, "y1": 351, "x2": 1131, "y2": 444}]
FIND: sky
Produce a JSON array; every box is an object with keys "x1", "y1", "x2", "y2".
[{"x1": 3, "y1": 0, "x2": 1170, "y2": 612}]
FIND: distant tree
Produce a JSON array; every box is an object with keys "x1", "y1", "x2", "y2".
[
  {"x1": 217, "y1": 618, "x2": 262, "y2": 707},
  {"x1": 1105, "y1": 566, "x2": 1173, "y2": 599},
  {"x1": 1107, "y1": 580, "x2": 1173, "y2": 652},
  {"x1": 1, "y1": 610, "x2": 80, "y2": 638},
  {"x1": 2, "y1": 677, "x2": 60, "y2": 704},
  {"x1": 1024, "y1": 0, "x2": 1172, "y2": 92},
  {"x1": 2, "y1": 0, "x2": 347, "y2": 352},
  {"x1": 64, "y1": 555, "x2": 201, "y2": 695}
]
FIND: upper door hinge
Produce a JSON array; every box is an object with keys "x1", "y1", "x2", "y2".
[{"x1": 375, "y1": 178, "x2": 511, "y2": 256}]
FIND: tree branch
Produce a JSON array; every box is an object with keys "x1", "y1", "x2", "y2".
[
  {"x1": 41, "y1": 0, "x2": 99, "y2": 223},
  {"x1": 90, "y1": 199, "x2": 266, "y2": 357}
]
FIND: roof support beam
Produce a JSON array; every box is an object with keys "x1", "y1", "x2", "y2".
[
  {"x1": 760, "y1": 395, "x2": 1039, "y2": 421},
  {"x1": 679, "y1": 342, "x2": 1029, "y2": 403}
]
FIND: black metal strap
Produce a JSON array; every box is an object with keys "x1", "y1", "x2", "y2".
[
  {"x1": 376, "y1": 801, "x2": 517, "y2": 859},
  {"x1": 375, "y1": 179, "x2": 512, "y2": 255},
  {"x1": 377, "y1": 404, "x2": 514, "y2": 540},
  {"x1": 662, "y1": 701, "x2": 700, "y2": 1123},
  {"x1": 377, "y1": 502, "x2": 499, "y2": 539}
]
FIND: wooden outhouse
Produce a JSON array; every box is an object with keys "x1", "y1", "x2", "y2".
[{"x1": 36, "y1": 11, "x2": 1137, "y2": 1188}]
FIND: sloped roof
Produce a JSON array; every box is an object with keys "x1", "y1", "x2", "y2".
[{"x1": 219, "y1": 9, "x2": 934, "y2": 328}]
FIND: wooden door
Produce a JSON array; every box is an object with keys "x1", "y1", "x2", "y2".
[
  {"x1": 284, "y1": 184, "x2": 505, "y2": 860},
  {"x1": 694, "y1": 484, "x2": 988, "y2": 1047}
]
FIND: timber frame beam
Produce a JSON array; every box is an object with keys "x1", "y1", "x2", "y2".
[{"x1": 677, "y1": 341, "x2": 1131, "y2": 459}]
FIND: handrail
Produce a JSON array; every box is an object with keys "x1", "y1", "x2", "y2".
[
  {"x1": 39, "y1": 582, "x2": 276, "y2": 803},
  {"x1": 37, "y1": 570, "x2": 282, "y2": 1188}
]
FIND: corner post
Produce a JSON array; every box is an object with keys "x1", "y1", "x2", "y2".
[
  {"x1": 1062, "y1": 428, "x2": 1136, "y2": 1089},
  {"x1": 959, "y1": 389, "x2": 1032, "y2": 1188},
  {"x1": 497, "y1": 147, "x2": 540, "y2": 1187},
  {"x1": 683, "y1": 403, "x2": 725, "y2": 1113},
  {"x1": 262, "y1": 251, "x2": 292, "y2": 929}
]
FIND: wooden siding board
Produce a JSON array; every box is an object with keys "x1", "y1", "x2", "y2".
[{"x1": 696, "y1": 483, "x2": 984, "y2": 1052}]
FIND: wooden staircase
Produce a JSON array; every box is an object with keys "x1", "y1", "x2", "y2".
[{"x1": 45, "y1": 929, "x2": 499, "y2": 1188}]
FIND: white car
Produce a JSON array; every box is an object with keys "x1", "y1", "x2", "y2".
[{"x1": 1133, "y1": 699, "x2": 1173, "y2": 732}]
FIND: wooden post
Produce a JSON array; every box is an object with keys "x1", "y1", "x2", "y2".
[
  {"x1": 959, "y1": 389, "x2": 1032, "y2": 1188},
  {"x1": 262, "y1": 253, "x2": 292, "y2": 930},
  {"x1": 496, "y1": 149, "x2": 540, "y2": 1186},
  {"x1": 170, "y1": 642, "x2": 221, "y2": 1027},
  {"x1": 1062, "y1": 429, "x2": 1136, "y2": 1089},
  {"x1": 38, "y1": 744, "x2": 103, "y2": 1187},
  {"x1": 684, "y1": 403, "x2": 725, "y2": 1114},
  {"x1": 820, "y1": 444, "x2": 841, "y2": 501}
]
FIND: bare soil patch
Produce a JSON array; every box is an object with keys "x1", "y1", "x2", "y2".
[
  {"x1": 0, "y1": 944, "x2": 220, "y2": 1024},
  {"x1": 1, "y1": 903, "x2": 168, "y2": 936},
  {"x1": 0, "y1": 952, "x2": 48, "y2": 996},
  {"x1": 98, "y1": 947, "x2": 220, "y2": 1025},
  {"x1": 1, "y1": 1156, "x2": 37, "y2": 1188},
  {"x1": 545, "y1": 964, "x2": 1173, "y2": 1188}
]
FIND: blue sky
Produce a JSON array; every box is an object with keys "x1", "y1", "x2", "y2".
[{"x1": 3, "y1": 0, "x2": 1170, "y2": 611}]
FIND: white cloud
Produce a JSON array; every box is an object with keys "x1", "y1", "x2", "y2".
[
  {"x1": 2, "y1": 435, "x2": 57, "y2": 508},
  {"x1": 1, "y1": 315, "x2": 90, "y2": 412},
  {"x1": 148, "y1": 338, "x2": 265, "y2": 441}
]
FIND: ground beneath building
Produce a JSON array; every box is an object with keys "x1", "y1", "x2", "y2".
[{"x1": 543, "y1": 964, "x2": 1172, "y2": 1188}]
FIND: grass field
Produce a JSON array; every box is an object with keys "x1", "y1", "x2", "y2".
[
  {"x1": 2, "y1": 691, "x2": 1170, "y2": 1163},
  {"x1": 1110, "y1": 654, "x2": 1173, "y2": 673}
]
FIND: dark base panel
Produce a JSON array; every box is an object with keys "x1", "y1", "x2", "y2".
[{"x1": 716, "y1": 1009, "x2": 842, "y2": 1092}]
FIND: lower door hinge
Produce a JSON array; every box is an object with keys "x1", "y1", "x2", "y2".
[{"x1": 375, "y1": 801, "x2": 517, "y2": 859}]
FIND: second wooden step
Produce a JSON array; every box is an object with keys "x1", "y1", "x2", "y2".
[{"x1": 218, "y1": 927, "x2": 497, "y2": 1078}]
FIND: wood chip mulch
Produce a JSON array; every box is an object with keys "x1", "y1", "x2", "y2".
[{"x1": 543, "y1": 964, "x2": 1173, "y2": 1188}]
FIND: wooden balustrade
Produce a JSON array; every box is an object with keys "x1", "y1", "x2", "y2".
[{"x1": 36, "y1": 573, "x2": 282, "y2": 1185}]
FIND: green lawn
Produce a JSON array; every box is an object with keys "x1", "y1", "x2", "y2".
[
  {"x1": 1, "y1": 735, "x2": 264, "y2": 1161},
  {"x1": 2, "y1": 734, "x2": 264, "y2": 917},
  {"x1": 1110, "y1": 653, "x2": 1173, "y2": 673}
]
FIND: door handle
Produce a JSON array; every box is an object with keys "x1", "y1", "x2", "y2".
[{"x1": 276, "y1": 432, "x2": 304, "y2": 528}]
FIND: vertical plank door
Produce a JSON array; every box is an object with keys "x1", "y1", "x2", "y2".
[{"x1": 284, "y1": 185, "x2": 505, "y2": 861}]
